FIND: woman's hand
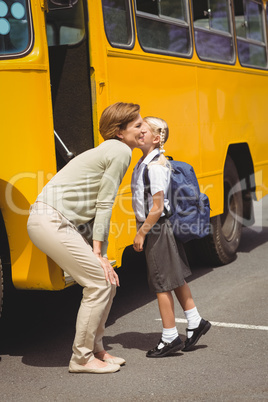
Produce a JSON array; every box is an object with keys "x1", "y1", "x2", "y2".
[
  {"x1": 93, "y1": 240, "x2": 119, "y2": 286},
  {"x1": 133, "y1": 232, "x2": 145, "y2": 252},
  {"x1": 94, "y1": 253, "x2": 119, "y2": 286}
]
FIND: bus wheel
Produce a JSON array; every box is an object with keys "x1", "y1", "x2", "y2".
[
  {"x1": 198, "y1": 156, "x2": 243, "y2": 265},
  {"x1": 0, "y1": 258, "x2": 3, "y2": 318}
]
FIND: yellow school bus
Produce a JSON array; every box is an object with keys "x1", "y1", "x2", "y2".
[{"x1": 0, "y1": 0, "x2": 268, "y2": 315}]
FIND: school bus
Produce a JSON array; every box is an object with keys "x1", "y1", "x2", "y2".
[{"x1": 0, "y1": 0, "x2": 268, "y2": 315}]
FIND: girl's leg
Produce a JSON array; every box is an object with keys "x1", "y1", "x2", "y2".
[
  {"x1": 174, "y1": 280, "x2": 211, "y2": 350},
  {"x1": 174, "y1": 280, "x2": 195, "y2": 311},
  {"x1": 156, "y1": 292, "x2": 180, "y2": 345},
  {"x1": 174, "y1": 281, "x2": 201, "y2": 330},
  {"x1": 157, "y1": 291, "x2": 175, "y2": 328},
  {"x1": 146, "y1": 291, "x2": 183, "y2": 357}
]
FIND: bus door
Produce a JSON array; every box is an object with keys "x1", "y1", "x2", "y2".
[{"x1": 46, "y1": 0, "x2": 94, "y2": 170}]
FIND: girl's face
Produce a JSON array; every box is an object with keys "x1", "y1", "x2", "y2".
[
  {"x1": 117, "y1": 114, "x2": 146, "y2": 150},
  {"x1": 139, "y1": 122, "x2": 160, "y2": 153}
]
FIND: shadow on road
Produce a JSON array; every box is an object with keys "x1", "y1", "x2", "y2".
[
  {"x1": 103, "y1": 330, "x2": 208, "y2": 354},
  {"x1": 0, "y1": 245, "x2": 203, "y2": 367},
  {"x1": 0, "y1": 225, "x2": 266, "y2": 367},
  {"x1": 238, "y1": 226, "x2": 268, "y2": 253}
]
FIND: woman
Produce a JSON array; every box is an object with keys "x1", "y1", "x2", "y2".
[{"x1": 27, "y1": 102, "x2": 145, "y2": 373}]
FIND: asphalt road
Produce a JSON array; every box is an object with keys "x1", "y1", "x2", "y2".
[{"x1": 0, "y1": 197, "x2": 267, "y2": 401}]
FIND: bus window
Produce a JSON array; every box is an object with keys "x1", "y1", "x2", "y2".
[
  {"x1": 0, "y1": 0, "x2": 32, "y2": 57},
  {"x1": 192, "y1": 0, "x2": 235, "y2": 64},
  {"x1": 46, "y1": 0, "x2": 85, "y2": 46},
  {"x1": 234, "y1": 0, "x2": 267, "y2": 69},
  {"x1": 135, "y1": 0, "x2": 192, "y2": 57},
  {"x1": 159, "y1": 0, "x2": 186, "y2": 20},
  {"x1": 102, "y1": 0, "x2": 134, "y2": 48}
]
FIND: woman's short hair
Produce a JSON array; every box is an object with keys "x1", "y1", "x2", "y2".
[{"x1": 99, "y1": 102, "x2": 140, "y2": 140}]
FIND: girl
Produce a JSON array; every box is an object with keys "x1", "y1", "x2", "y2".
[{"x1": 131, "y1": 117, "x2": 211, "y2": 357}]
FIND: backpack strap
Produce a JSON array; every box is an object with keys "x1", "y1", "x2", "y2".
[{"x1": 142, "y1": 157, "x2": 157, "y2": 218}]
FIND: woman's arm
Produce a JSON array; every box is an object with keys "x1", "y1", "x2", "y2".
[
  {"x1": 133, "y1": 190, "x2": 164, "y2": 252},
  {"x1": 93, "y1": 145, "x2": 131, "y2": 256}
]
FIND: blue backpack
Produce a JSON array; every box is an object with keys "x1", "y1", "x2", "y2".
[{"x1": 143, "y1": 156, "x2": 211, "y2": 243}]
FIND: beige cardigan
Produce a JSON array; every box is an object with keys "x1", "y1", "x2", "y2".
[{"x1": 36, "y1": 139, "x2": 132, "y2": 255}]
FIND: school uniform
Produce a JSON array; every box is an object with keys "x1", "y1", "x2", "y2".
[{"x1": 131, "y1": 149, "x2": 192, "y2": 293}]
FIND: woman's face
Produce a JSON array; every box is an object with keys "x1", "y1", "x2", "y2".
[{"x1": 117, "y1": 114, "x2": 146, "y2": 150}]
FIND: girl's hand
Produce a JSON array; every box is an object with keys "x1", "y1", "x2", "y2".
[
  {"x1": 133, "y1": 232, "x2": 145, "y2": 252},
  {"x1": 94, "y1": 253, "x2": 119, "y2": 286},
  {"x1": 133, "y1": 191, "x2": 164, "y2": 253}
]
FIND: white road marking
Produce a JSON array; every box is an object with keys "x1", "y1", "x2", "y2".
[{"x1": 155, "y1": 318, "x2": 268, "y2": 331}]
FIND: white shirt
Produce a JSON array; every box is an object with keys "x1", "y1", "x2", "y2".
[{"x1": 131, "y1": 149, "x2": 171, "y2": 222}]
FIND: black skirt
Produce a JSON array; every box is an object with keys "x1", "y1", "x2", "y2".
[{"x1": 144, "y1": 217, "x2": 192, "y2": 293}]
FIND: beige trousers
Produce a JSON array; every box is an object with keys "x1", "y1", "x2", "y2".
[{"x1": 27, "y1": 202, "x2": 116, "y2": 365}]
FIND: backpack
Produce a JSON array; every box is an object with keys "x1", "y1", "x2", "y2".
[{"x1": 143, "y1": 156, "x2": 211, "y2": 243}]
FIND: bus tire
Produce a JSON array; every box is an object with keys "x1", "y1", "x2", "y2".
[{"x1": 197, "y1": 156, "x2": 243, "y2": 265}]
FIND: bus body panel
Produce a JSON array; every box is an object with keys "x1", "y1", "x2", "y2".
[
  {"x1": 197, "y1": 65, "x2": 268, "y2": 200},
  {"x1": 87, "y1": 0, "x2": 268, "y2": 265},
  {"x1": 0, "y1": 0, "x2": 268, "y2": 293},
  {"x1": 0, "y1": 0, "x2": 65, "y2": 290}
]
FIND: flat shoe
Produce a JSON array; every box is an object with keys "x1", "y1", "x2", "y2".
[
  {"x1": 146, "y1": 335, "x2": 184, "y2": 358},
  {"x1": 103, "y1": 357, "x2": 126, "y2": 366},
  {"x1": 182, "y1": 318, "x2": 211, "y2": 351},
  {"x1": 69, "y1": 361, "x2": 120, "y2": 374}
]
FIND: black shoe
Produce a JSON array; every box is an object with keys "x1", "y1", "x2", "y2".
[
  {"x1": 182, "y1": 318, "x2": 211, "y2": 351},
  {"x1": 146, "y1": 335, "x2": 184, "y2": 358}
]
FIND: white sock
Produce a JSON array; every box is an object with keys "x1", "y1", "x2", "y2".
[
  {"x1": 161, "y1": 327, "x2": 178, "y2": 347},
  {"x1": 184, "y1": 307, "x2": 201, "y2": 338}
]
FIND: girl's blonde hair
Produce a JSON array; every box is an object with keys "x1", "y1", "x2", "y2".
[
  {"x1": 99, "y1": 102, "x2": 140, "y2": 140},
  {"x1": 143, "y1": 116, "x2": 171, "y2": 169}
]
